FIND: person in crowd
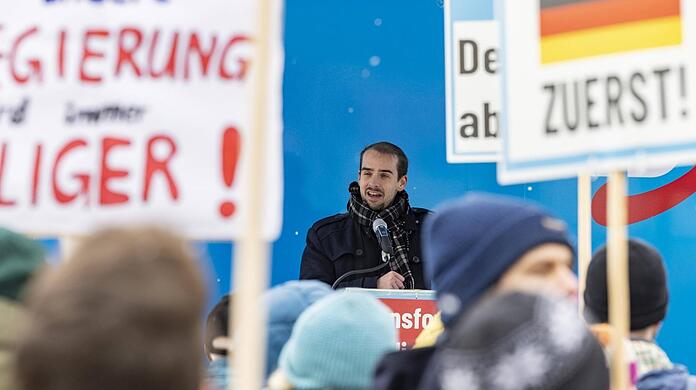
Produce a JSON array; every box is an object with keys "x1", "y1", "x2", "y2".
[
  {"x1": 0, "y1": 228, "x2": 45, "y2": 390},
  {"x1": 268, "y1": 291, "x2": 396, "y2": 390},
  {"x1": 374, "y1": 192, "x2": 578, "y2": 390},
  {"x1": 206, "y1": 294, "x2": 232, "y2": 362},
  {"x1": 14, "y1": 226, "x2": 206, "y2": 390},
  {"x1": 204, "y1": 280, "x2": 333, "y2": 388},
  {"x1": 584, "y1": 239, "x2": 696, "y2": 390},
  {"x1": 205, "y1": 294, "x2": 233, "y2": 388},
  {"x1": 300, "y1": 142, "x2": 430, "y2": 289},
  {"x1": 420, "y1": 292, "x2": 609, "y2": 390},
  {"x1": 262, "y1": 281, "x2": 333, "y2": 378}
]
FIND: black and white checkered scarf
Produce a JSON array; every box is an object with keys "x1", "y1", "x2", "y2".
[{"x1": 347, "y1": 181, "x2": 415, "y2": 289}]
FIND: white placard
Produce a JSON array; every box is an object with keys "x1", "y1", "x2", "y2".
[
  {"x1": 0, "y1": 0, "x2": 284, "y2": 239},
  {"x1": 498, "y1": 0, "x2": 696, "y2": 183},
  {"x1": 446, "y1": 2, "x2": 500, "y2": 163}
]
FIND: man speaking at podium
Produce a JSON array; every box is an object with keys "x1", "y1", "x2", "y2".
[{"x1": 300, "y1": 142, "x2": 430, "y2": 290}]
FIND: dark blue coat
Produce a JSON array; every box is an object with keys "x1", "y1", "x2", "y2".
[
  {"x1": 300, "y1": 208, "x2": 431, "y2": 289},
  {"x1": 373, "y1": 347, "x2": 436, "y2": 390}
]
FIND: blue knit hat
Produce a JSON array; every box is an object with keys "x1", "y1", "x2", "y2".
[
  {"x1": 423, "y1": 193, "x2": 574, "y2": 328},
  {"x1": 277, "y1": 291, "x2": 397, "y2": 389},
  {"x1": 264, "y1": 280, "x2": 333, "y2": 378}
]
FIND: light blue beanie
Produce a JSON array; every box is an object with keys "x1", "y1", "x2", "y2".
[
  {"x1": 278, "y1": 291, "x2": 397, "y2": 390},
  {"x1": 264, "y1": 280, "x2": 333, "y2": 378}
]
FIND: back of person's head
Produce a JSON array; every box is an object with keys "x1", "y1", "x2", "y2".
[
  {"x1": 423, "y1": 192, "x2": 574, "y2": 328},
  {"x1": 421, "y1": 292, "x2": 609, "y2": 390},
  {"x1": 203, "y1": 280, "x2": 333, "y2": 377},
  {"x1": 584, "y1": 238, "x2": 668, "y2": 331},
  {"x1": 264, "y1": 280, "x2": 333, "y2": 378},
  {"x1": 0, "y1": 227, "x2": 45, "y2": 303},
  {"x1": 270, "y1": 291, "x2": 397, "y2": 390},
  {"x1": 15, "y1": 226, "x2": 206, "y2": 390}
]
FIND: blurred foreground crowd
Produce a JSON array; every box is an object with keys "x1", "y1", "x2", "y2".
[{"x1": 0, "y1": 193, "x2": 693, "y2": 390}]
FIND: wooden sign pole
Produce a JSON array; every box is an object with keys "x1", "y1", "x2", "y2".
[
  {"x1": 59, "y1": 236, "x2": 82, "y2": 261},
  {"x1": 577, "y1": 171, "x2": 591, "y2": 314},
  {"x1": 607, "y1": 171, "x2": 630, "y2": 390},
  {"x1": 231, "y1": 0, "x2": 273, "y2": 389}
]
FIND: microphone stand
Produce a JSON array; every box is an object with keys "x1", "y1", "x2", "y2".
[{"x1": 331, "y1": 251, "x2": 391, "y2": 289}]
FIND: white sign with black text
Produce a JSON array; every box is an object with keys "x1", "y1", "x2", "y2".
[
  {"x1": 445, "y1": 1, "x2": 500, "y2": 163},
  {"x1": 498, "y1": 0, "x2": 696, "y2": 184}
]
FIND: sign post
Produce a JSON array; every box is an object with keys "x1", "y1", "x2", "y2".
[
  {"x1": 607, "y1": 171, "x2": 630, "y2": 390},
  {"x1": 577, "y1": 171, "x2": 591, "y2": 314},
  {"x1": 231, "y1": 0, "x2": 279, "y2": 389}
]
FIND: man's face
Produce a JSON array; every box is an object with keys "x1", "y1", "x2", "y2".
[
  {"x1": 358, "y1": 150, "x2": 407, "y2": 211},
  {"x1": 496, "y1": 243, "x2": 578, "y2": 300}
]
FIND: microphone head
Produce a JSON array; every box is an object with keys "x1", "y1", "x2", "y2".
[{"x1": 372, "y1": 218, "x2": 388, "y2": 233}]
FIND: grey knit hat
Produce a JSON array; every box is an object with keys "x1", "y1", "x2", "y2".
[{"x1": 421, "y1": 293, "x2": 609, "y2": 390}]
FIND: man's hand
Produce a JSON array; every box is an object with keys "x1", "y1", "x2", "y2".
[{"x1": 377, "y1": 271, "x2": 405, "y2": 289}]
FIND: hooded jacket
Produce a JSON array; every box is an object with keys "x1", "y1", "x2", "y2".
[{"x1": 639, "y1": 366, "x2": 696, "y2": 390}]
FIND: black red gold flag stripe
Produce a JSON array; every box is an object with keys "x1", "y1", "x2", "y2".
[{"x1": 540, "y1": 0, "x2": 682, "y2": 64}]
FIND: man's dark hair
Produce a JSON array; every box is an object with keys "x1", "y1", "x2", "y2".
[
  {"x1": 359, "y1": 142, "x2": 408, "y2": 179},
  {"x1": 15, "y1": 226, "x2": 206, "y2": 390}
]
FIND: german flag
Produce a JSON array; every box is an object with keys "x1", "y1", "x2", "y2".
[{"x1": 540, "y1": 0, "x2": 682, "y2": 64}]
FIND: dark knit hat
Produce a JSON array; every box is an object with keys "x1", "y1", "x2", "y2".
[
  {"x1": 422, "y1": 193, "x2": 574, "y2": 328},
  {"x1": 420, "y1": 293, "x2": 609, "y2": 390},
  {"x1": 0, "y1": 228, "x2": 44, "y2": 302},
  {"x1": 584, "y1": 239, "x2": 668, "y2": 331}
]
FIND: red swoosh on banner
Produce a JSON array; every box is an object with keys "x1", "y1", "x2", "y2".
[{"x1": 592, "y1": 166, "x2": 696, "y2": 226}]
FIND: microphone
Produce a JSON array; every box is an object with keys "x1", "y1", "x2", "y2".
[{"x1": 372, "y1": 218, "x2": 394, "y2": 255}]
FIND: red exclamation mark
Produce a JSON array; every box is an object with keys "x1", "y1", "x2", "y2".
[{"x1": 219, "y1": 127, "x2": 240, "y2": 218}]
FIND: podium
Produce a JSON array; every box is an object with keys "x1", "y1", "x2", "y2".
[{"x1": 345, "y1": 288, "x2": 438, "y2": 350}]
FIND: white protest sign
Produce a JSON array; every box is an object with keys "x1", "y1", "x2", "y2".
[
  {"x1": 445, "y1": 0, "x2": 500, "y2": 163},
  {"x1": 498, "y1": 0, "x2": 696, "y2": 184},
  {"x1": 0, "y1": 0, "x2": 284, "y2": 239}
]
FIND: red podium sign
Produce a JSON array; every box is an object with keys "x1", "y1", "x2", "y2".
[{"x1": 346, "y1": 289, "x2": 438, "y2": 350}]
